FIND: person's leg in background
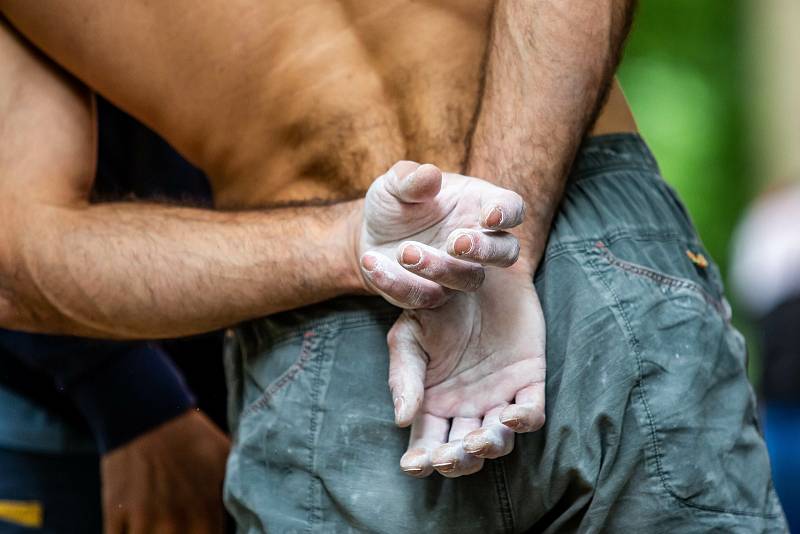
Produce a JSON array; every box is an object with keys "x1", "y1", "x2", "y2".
[
  {"x1": 732, "y1": 184, "x2": 800, "y2": 531},
  {"x1": 761, "y1": 293, "x2": 800, "y2": 531},
  {"x1": 0, "y1": 357, "x2": 101, "y2": 533},
  {"x1": 0, "y1": 449, "x2": 100, "y2": 533}
]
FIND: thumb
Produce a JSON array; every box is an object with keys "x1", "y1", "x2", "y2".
[
  {"x1": 387, "y1": 314, "x2": 427, "y2": 427},
  {"x1": 383, "y1": 161, "x2": 442, "y2": 204}
]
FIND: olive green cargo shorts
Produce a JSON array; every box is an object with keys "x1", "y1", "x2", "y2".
[{"x1": 224, "y1": 134, "x2": 788, "y2": 533}]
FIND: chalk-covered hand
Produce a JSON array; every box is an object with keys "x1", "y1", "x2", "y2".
[
  {"x1": 357, "y1": 161, "x2": 545, "y2": 478},
  {"x1": 390, "y1": 264, "x2": 546, "y2": 478},
  {"x1": 357, "y1": 160, "x2": 525, "y2": 309},
  {"x1": 101, "y1": 410, "x2": 230, "y2": 534}
]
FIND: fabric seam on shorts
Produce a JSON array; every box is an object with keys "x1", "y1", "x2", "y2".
[
  {"x1": 537, "y1": 230, "x2": 697, "y2": 287},
  {"x1": 492, "y1": 459, "x2": 515, "y2": 533},
  {"x1": 587, "y1": 247, "x2": 782, "y2": 518},
  {"x1": 306, "y1": 327, "x2": 329, "y2": 532},
  {"x1": 571, "y1": 164, "x2": 659, "y2": 184},
  {"x1": 242, "y1": 328, "x2": 323, "y2": 417},
  {"x1": 543, "y1": 229, "x2": 694, "y2": 264},
  {"x1": 248, "y1": 310, "x2": 399, "y2": 348}
]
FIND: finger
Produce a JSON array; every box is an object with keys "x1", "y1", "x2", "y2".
[
  {"x1": 387, "y1": 316, "x2": 427, "y2": 427},
  {"x1": 431, "y1": 417, "x2": 484, "y2": 478},
  {"x1": 383, "y1": 161, "x2": 443, "y2": 203},
  {"x1": 446, "y1": 229, "x2": 520, "y2": 267},
  {"x1": 361, "y1": 252, "x2": 450, "y2": 309},
  {"x1": 480, "y1": 190, "x2": 526, "y2": 230},
  {"x1": 103, "y1": 506, "x2": 126, "y2": 534},
  {"x1": 463, "y1": 404, "x2": 515, "y2": 459},
  {"x1": 397, "y1": 241, "x2": 485, "y2": 292},
  {"x1": 400, "y1": 413, "x2": 450, "y2": 478},
  {"x1": 500, "y1": 382, "x2": 546, "y2": 433}
]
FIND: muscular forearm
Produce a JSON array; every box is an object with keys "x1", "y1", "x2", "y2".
[
  {"x1": 0, "y1": 199, "x2": 364, "y2": 338},
  {"x1": 467, "y1": 0, "x2": 636, "y2": 267}
]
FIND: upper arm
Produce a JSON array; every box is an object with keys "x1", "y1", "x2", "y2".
[{"x1": 0, "y1": 17, "x2": 96, "y2": 207}]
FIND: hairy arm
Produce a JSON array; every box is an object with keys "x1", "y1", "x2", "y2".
[
  {"x1": 467, "y1": 0, "x2": 636, "y2": 268},
  {"x1": 0, "y1": 20, "x2": 363, "y2": 339},
  {"x1": 385, "y1": 0, "x2": 639, "y2": 478}
]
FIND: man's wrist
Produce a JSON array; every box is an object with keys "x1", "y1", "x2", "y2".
[
  {"x1": 333, "y1": 198, "x2": 372, "y2": 296},
  {"x1": 515, "y1": 199, "x2": 558, "y2": 274}
]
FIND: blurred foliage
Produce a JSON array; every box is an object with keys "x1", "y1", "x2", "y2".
[
  {"x1": 619, "y1": 0, "x2": 749, "y2": 272},
  {"x1": 618, "y1": 1, "x2": 761, "y2": 382}
]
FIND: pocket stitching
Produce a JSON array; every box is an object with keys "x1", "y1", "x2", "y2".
[
  {"x1": 596, "y1": 241, "x2": 730, "y2": 321},
  {"x1": 242, "y1": 329, "x2": 322, "y2": 417},
  {"x1": 587, "y1": 247, "x2": 780, "y2": 519}
]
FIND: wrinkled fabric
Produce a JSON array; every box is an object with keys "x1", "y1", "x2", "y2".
[{"x1": 224, "y1": 134, "x2": 788, "y2": 533}]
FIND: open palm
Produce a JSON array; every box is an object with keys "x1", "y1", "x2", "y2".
[{"x1": 388, "y1": 265, "x2": 546, "y2": 478}]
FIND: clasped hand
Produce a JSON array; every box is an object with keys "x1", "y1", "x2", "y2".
[{"x1": 357, "y1": 161, "x2": 547, "y2": 478}]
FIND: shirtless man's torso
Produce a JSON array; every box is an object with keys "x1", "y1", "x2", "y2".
[{"x1": 2, "y1": 0, "x2": 635, "y2": 208}]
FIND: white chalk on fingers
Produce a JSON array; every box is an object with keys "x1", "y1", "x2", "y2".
[
  {"x1": 400, "y1": 448, "x2": 434, "y2": 478},
  {"x1": 431, "y1": 441, "x2": 484, "y2": 478},
  {"x1": 360, "y1": 252, "x2": 449, "y2": 309},
  {"x1": 462, "y1": 424, "x2": 514, "y2": 459}
]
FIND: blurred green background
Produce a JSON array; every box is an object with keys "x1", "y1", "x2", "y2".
[
  {"x1": 620, "y1": 1, "x2": 748, "y2": 277},
  {"x1": 617, "y1": 0, "x2": 761, "y2": 380}
]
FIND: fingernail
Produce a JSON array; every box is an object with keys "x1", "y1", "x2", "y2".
[
  {"x1": 400, "y1": 245, "x2": 422, "y2": 267},
  {"x1": 463, "y1": 436, "x2": 489, "y2": 455},
  {"x1": 402, "y1": 466, "x2": 424, "y2": 474},
  {"x1": 486, "y1": 206, "x2": 504, "y2": 228},
  {"x1": 432, "y1": 460, "x2": 456, "y2": 473},
  {"x1": 500, "y1": 415, "x2": 521, "y2": 430},
  {"x1": 361, "y1": 254, "x2": 377, "y2": 272},
  {"x1": 453, "y1": 234, "x2": 474, "y2": 255},
  {"x1": 393, "y1": 396, "x2": 405, "y2": 420}
]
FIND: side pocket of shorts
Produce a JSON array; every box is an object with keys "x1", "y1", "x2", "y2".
[
  {"x1": 224, "y1": 324, "x2": 337, "y2": 532},
  {"x1": 588, "y1": 237, "x2": 782, "y2": 518}
]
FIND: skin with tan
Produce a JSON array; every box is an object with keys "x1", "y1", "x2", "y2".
[
  {"x1": 0, "y1": 0, "x2": 636, "y2": 531},
  {"x1": 101, "y1": 411, "x2": 230, "y2": 534},
  {"x1": 0, "y1": 1, "x2": 634, "y2": 208}
]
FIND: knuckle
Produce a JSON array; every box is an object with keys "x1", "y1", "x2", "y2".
[
  {"x1": 387, "y1": 324, "x2": 402, "y2": 347},
  {"x1": 403, "y1": 285, "x2": 426, "y2": 308},
  {"x1": 403, "y1": 281, "x2": 445, "y2": 309},
  {"x1": 418, "y1": 287, "x2": 445, "y2": 309},
  {"x1": 462, "y1": 266, "x2": 485, "y2": 290}
]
